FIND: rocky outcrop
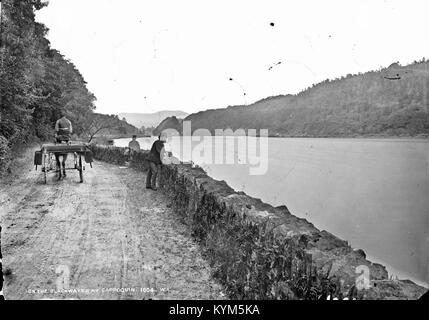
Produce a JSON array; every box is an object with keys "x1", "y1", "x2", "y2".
[
  {"x1": 90, "y1": 145, "x2": 427, "y2": 300},
  {"x1": 119, "y1": 111, "x2": 189, "y2": 129},
  {"x1": 153, "y1": 116, "x2": 184, "y2": 136}
]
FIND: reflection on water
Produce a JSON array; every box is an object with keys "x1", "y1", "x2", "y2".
[{"x1": 115, "y1": 137, "x2": 429, "y2": 287}]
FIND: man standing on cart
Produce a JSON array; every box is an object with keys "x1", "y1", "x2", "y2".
[
  {"x1": 55, "y1": 112, "x2": 73, "y2": 143},
  {"x1": 54, "y1": 111, "x2": 73, "y2": 179}
]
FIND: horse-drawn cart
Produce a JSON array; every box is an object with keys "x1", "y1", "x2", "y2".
[{"x1": 34, "y1": 143, "x2": 94, "y2": 184}]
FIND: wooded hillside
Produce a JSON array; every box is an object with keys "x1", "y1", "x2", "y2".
[{"x1": 185, "y1": 60, "x2": 429, "y2": 137}]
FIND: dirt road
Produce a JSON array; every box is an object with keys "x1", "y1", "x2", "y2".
[{"x1": 0, "y1": 150, "x2": 224, "y2": 300}]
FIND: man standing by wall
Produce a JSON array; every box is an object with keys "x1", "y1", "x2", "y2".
[
  {"x1": 146, "y1": 134, "x2": 167, "y2": 191},
  {"x1": 128, "y1": 135, "x2": 141, "y2": 160}
]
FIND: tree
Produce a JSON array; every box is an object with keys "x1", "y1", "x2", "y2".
[
  {"x1": 81, "y1": 114, "x2": 119, "y2": 143},
  {"x1": 0, "y1": 0, "x2": 96, "y2": 147}
]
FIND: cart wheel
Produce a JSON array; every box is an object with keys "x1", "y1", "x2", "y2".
[{"x1": 79, "y1": 155, "x2": 84, "y2": 183}]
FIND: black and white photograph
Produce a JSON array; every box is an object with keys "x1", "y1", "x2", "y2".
[{"x1": 0, "y1": 0, "x2": 428, "y2": 306}]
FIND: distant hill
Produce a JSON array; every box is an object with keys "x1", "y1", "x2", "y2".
[
  {"x1": 118, "y1": 111, "x2": 188, "y2": 129},
  {"x1": 85, "y1": 113, "x2": 139, "y2": 142},
  {"x1": 182, "y1": 60, "x2": 429, "y2": 137},
  {"x1": 96, "y1": 113, "x2": 138, "y2": 134}
]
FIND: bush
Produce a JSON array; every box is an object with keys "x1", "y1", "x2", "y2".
[
  {"x1": 89, "y1": 145, "x2": 152, "y2": 170},
  {"x1": 0, "y1": 136, "x2": 11, "y2": 175},
  {"x1": 89, "y1": 145, "x2": 128, "y2": 166},
  {"x1": 129, "y1": 151, "x2": 151, "y2": 172}
]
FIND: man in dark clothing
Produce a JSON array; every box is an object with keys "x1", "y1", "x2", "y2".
[{"x1": 146, "y1": 134, "x2": 166, "y2": 191}]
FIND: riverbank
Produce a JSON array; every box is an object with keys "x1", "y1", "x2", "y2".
[{"x1": 91, "y1": 145, "x2": 428, "y2": 300}]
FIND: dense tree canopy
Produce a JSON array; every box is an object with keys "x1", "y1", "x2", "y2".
[{"x1": 0, "y1": 0, "x2": 96, "y2": 144}]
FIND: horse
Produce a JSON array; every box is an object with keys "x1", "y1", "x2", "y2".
[
  {"x1": 55, "y1": 152, "x2": 68, "y2": 180},
  {"x1": 55, "y1": 134, "x2": 70, "y2": 180}
]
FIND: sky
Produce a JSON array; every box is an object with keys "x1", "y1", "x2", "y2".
[{"x1": 35, "y1": 0, "x2": 429, "y2": 115}]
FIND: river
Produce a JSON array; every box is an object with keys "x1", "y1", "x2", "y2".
[{"x1": 115, "y1": 136, "x2": 429, "y2": 287}]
